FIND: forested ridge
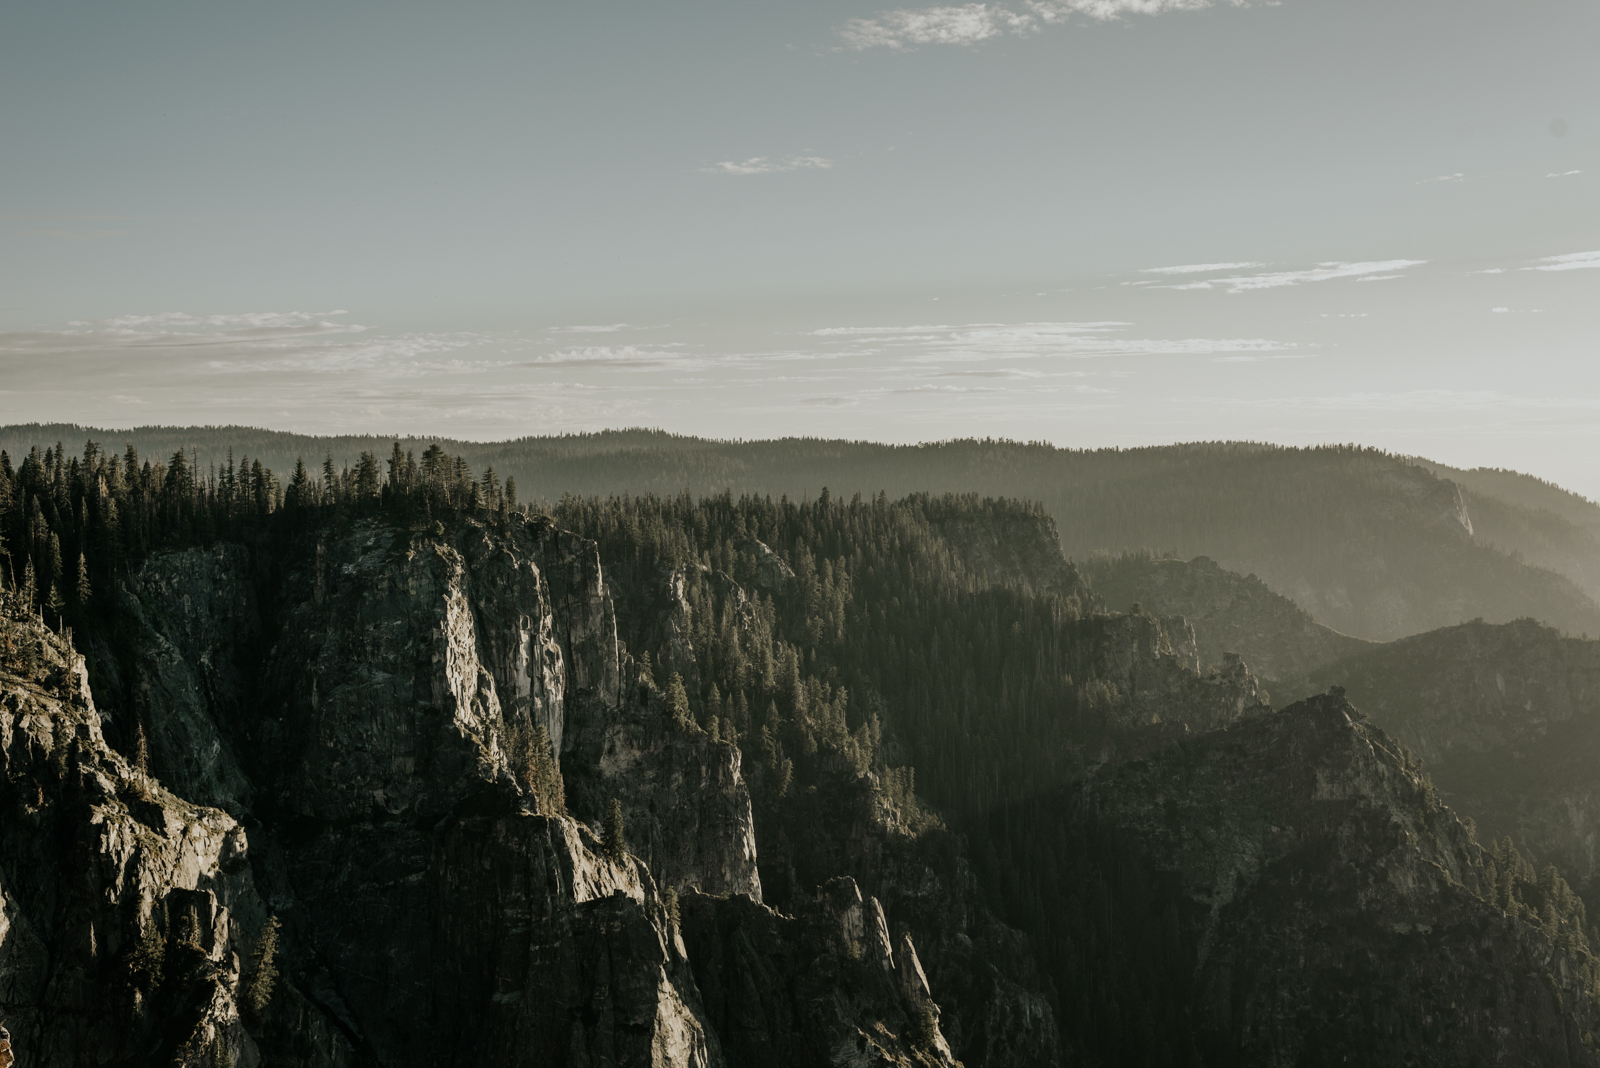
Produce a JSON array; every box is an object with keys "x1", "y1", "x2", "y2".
[
  {"x1": 0, "y1": 437, "x2": 520, "y2": 631},
  {"x1": 7, "y1": 431, "x2": 1600, "y2": 1065},
  {"x1": 6, "y1": 423, "x2": 1599, "y2": 641}
]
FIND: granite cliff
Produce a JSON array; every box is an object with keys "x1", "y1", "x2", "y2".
[
  {"x1": 1, "y1": 514, "x2": 964, "y2": 1066},
  {"x1": 7, "y1": 485, "x2": 1600, "y2": 1068}
]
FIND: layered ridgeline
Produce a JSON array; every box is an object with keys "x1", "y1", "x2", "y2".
[
  {"x1": 4, "y1": 437, "x2": 1600, "y2": 1065},
  {"x1": 6, "y1": 426, "x2": 1600, "y2": 642},
  {"x1": 1081, "y1": 550, "x2": 1376, "y2": 698},
  {"x1": 1310, "y1": 619, "x2": 1600, "y2": 910},
  {"x1": 1083, "y1": 550, "x2": 1600, "y2": 989}
]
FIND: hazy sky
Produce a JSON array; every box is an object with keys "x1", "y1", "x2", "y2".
[{"x1": 2, "y1": 1, "x2": 1597, "y2": 491}]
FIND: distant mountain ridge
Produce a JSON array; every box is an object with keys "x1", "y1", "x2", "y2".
[
  {"x1": 5, "y1": 424, "x2": 1600, "y2": 640},
  {"x1": 1082, "y1": 551, "x2": 1374, "y2": 696}
]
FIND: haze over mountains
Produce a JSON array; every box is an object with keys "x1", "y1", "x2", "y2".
[
  {"x1": 7, "y1": 423, "x2": 1600, "y2": 1065},
  {"x1": 8, "y1": 423, "x2": 1600, "y2": 642}
]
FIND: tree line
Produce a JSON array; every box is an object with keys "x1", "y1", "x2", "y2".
[{"x1": 0, "y1": 438, "x2": 521, "y2": 627}]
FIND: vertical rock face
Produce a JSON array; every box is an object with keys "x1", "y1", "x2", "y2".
[
  {"x1": 114, "y1": 543, "x2": 260, "y2": 814},
  {"x1": 0, "y1": 610, "x2": 267, "y2": 1068},
  {"x1": 0, "y1": 516, "x2": 772, "y2": 1066},
  {"x1": 679, "y1": 878, "x2": 958, "y2": 1068},
  {"x1": 240, "y1": 518, "x2": 743, "y2": 1064},
  {"x1": 1076, "y1": 613, "x2": 1271, "y2": 733},
  {"x1": 549, "y1": 551, "x2": 763, "y2": 901}
]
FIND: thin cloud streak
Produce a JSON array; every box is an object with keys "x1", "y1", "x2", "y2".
[
  {"x1": 1524, "y1": 250, "x2": 1600, "y2": 272},
  {"x1": 842, "y1": 0, "x2": 1252, "y2": 50},
  {"x1": 1167, "y1": 260, "x2": 1427, "y2": 292},
  {"x1": 704, "y1": 156, "x2": 834, "y2": 176},
  {"x1": 811, "y1": 321, "x2": 1301, "y2": 363},
  {"x1": 1140, "y1": 261, "x2": 1265, "y2": 275}
]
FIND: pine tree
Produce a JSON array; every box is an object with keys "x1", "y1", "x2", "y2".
[
  {"x1": 604, "y1": 798, "x2": 627, "y2": 860},
  {"x1": 387, "y1": 442, "x2": 405, "y2": 489},
  {"x1": 287, "y1": 458, "x2": 312, "y2": 510},
  {"x1": 124, "y1": 915, "x2": 166, "y2": 993},
  {"x1": 44, "y1": 581, "x2": 66, "y2": 627},
  {"x1": 667, "y1": 672, "x2": 695, "y2": 732},
  {"x1": 243, "y1": 916, "x2": 281, "y2": 1013},
  {"x1": 47, "y1": 532, "x2": 63, "y2": 593},
  {"x1": 525, "y1": 724, "x2": 565, "y2": 816},
  {"x1": 177, "y1": 905, "x2": 203, "y2": 951},
  {"x1": 75, "y1": 551, "x2": 90, "y2": 606}
]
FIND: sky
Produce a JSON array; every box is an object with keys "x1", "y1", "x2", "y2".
[{"x1": 1, "y1": 0, "x2": 1597, "y2": 493}]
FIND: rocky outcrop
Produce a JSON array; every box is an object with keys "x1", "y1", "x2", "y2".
[
  {"x1": 1069, "y1": 692, "x2": 1600, "y2": 1066},
  {"x1": 1084, "y1": 553, "x2": 1373, "y2": 696},
  {"x1": 0, "y1": 604, "x2": 270, "y2": 1067},
  {"x1": 3, "y1": 514, "x2": 881, "y2": 1065},
  {"x1": 240, "y1": 517, "x2": 755, "y2": 1063},
  {"x1": 115, "y1": 543, "x2": 260, "y2": 814},
  {"x1": 1314, "y1": 618, "x2": 1600, "y2": 899},
  {"x1": 738, "y1": 539, "x2": 796, "y2": 593},
  {"x1": 1073, "y1": 612, "x2": 1271, "y2": 734},
  {"x1": 679, "y1": 878, "x2": 957, "y2": 1068}
]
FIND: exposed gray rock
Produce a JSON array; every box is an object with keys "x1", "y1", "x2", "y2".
[
  {"x1": 117, "y1": 543, "x2": 259, "y2": 813},
  {"x1": 1077, "y1": 612, "x2": 1271, "y2": 734},
  {"x1": 0, "y1": 606, "x2": 274, "y2": 1068},
  {"x1": 738, "y1": 539, "x2": 795, "y2": 592},
  {"x1": 1075, "y1": 691, "x2": 1600, "y2": 1066},
  {"x1": 679, "y1": 878, "x2": 958, "y2": 1068},
  {"x1": 1083, "y1": 553, "x2": 1374, "y2": 696},
  {"x1": 1315, "y1": 618, "x2": 1600, "y2": 899}
]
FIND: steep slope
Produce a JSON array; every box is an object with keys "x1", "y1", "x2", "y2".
[
  {"x1": 1455, "y1": 487, "x2": 1600, "y2": 606},
  {"x1": 1416, "y1": 459, "x2": 1600, "y2": 538},
  {"x1": 0, "y1": 601, "x2": 271, "y2": 1067},
  {"x1": 12, "y1": 442, "x2": 1600, "y2": 1066},
  {"x1": 976, "y1": 693, "x2": 1600, "y2": 1067},
  {"x1": 2, "y1": 515, "x2": 966, "y2": 1067},
  {"x1": 1312, "y1": 619, "x2": 1600, "y2": 903},
  {"x1": 1082, "y1": 552, "x2": 1374, "y2": 698}
]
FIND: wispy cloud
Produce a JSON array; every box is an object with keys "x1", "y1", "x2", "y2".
[
  {"x1": 841, "y1": 0, "x2": 1244, "y2": 49},
  {"x1": 1524, "y1": 250, "x2": 1600, "y2": 272},
  {"x1": 840, "y1": 4, "x2": 1032, "y2": 48},
  {"x1": 810, "y1": 321, "x2": 1300, "y2": 363},
  {"x1": 534, "y1": 345, "x2": 691, "y2": 368},
  {"x1": 704, "y1": 156, "x2": 834, "y2": 176},
  {"x1": 1167, "y1": 260, "x2": 1426, "y2": 292},
  {"x1": 1140, "y1": 261, "x2": 1265, "y2": 275},
  {"x1": 0, "y1": 311, "x2": 492, "y2": 379},
  {"x1": 548, "y1": 323, "x2": 635, "y2": 334},
  {"x1": 1416, "y1": 173, "x2": 1465, "y2": 184},
  {"x1": 1547, "y1": 170, "x2": 1582, "y2": 178}
]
